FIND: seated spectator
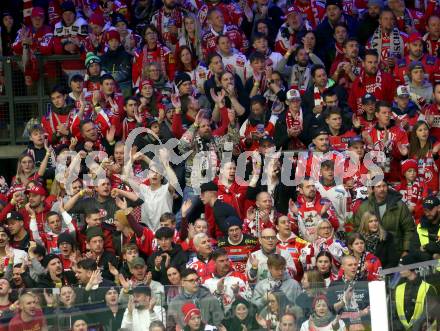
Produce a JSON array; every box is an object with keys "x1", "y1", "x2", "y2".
[
  {"x1": 222, "y1": 298, "x2": 259, "y2": 331},
  {"x1": 391, "y1": 85, "x2": 423, "y2": 131},
  {"x1": 300, "y1": 295, "x2": 345, "y2": 331},
  {"x1": 186, "y1": 233, "x2": 213, "y2": 278},
  {"x1": 407, "y1": 62, "x2": 433, "y2": 108}
]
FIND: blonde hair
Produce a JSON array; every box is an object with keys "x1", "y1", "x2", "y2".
[{"x1": 358, "y1": 211, "x2": 386, "y2": 241}]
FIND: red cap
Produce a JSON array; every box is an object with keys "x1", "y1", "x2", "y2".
[
  {"x1": 140, "y1": 79, "x2": 153, "y2": 91},
  {"x1": 286, "y1": 6, "x2": 301, "y2": 16},
  {"x1": 31, "y1": 7, "x2": 45, "y2": 18},
  {"x1": 182, "y1": 303, "x2": 201, "y2": 325},
  {"x1": 401, "y1": 159, "x2": 418, "y2": 176},
  {"x1": 89, "y1": 13, "x2": 105, "y2": 27},
  {"x1": 408, "y1": 32, "x2": 422, "y2": 44},
  {"x1": 25, "y1": 185, "x2": 47, "y2": 196},
  {"x1": 106, "y1": 29, "x2": 120, "y2": 42}
]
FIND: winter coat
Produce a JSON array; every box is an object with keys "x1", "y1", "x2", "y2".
[
  {"x1": 353, "y1": 190, "x2": 415, "y2": 257},
  {"x1": 167, "y1": 286, "x2": 224, "y2": 331},
  {"x1": 100, "y1": 46, "x2": 133, "y2": 86},
  {"x1": 148, "y1": 243, "x2": 188, "y2": 285}
]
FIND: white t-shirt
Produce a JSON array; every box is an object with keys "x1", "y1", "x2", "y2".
[{"x1": 139, "y1": 183, "x2": 173, "y2": 231}]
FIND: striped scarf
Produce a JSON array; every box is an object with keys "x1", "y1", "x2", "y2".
[{"x1": 313, "y1": 80, "x2": 335, "y2": 107}]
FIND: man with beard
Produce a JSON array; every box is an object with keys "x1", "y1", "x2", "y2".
[
  {"x1": 217, "y1": 216, "x2": 259, "y2": 273},
  {"x1": 394, "y1": 32, "x2": 440, "y2": 86},
  {"x1": 302, "y1": 65, "x2": 347, "y2": 116},
  {"x1": 366, "y1": 9, "x2": 406, "y2": 72},
  {"x1": 240, "y1": 95, "x2": 277, "y2": 151},
  {"x1": 288, "y1": 177, "x2": 339, "y2": 242},
  {"x1": 121, "y1": 286, "x2": 161, "y2": 331},
  {"x1": 279, "y1": 47, "x2": 324, "y2": 95},
  {"x1": 151, "y1": 0, "x2": 184, "y2": 50},
  {"x1": 37, "y1": 254, "x2": 76, "y2": 288},
  {"x1": 356, "y1": 0, "x2": 382, "y2": 46},
  {"x1": 178, "y1": 108, "x2": 239, "y2": 201},
  {"x1": 349, "y1": 49, "x2": 396, "y2": 114},
  {"x1": 8, "y1": 292, "x2": 48, "y2": 331},
  {"x1": 275, "y1": 6, "x2": 311, "y2": 55},
  {"x1": 117, "y1": 257, "x2": 165, "y2": 314},
  {"x1": 293, "y1": 0, "x2": 325, "y2": 29},
  {"x1": 409, "y1": 196, "x2": 440, "y2": 261},
  {"x1": 245, "y1": 228, "x2": 296, "y2": 282},
  {"x1": 386, "y1": 0, "x2": 436, "y2": 34},
  {"x1": 202, "y1": 248, "x2": 252, "y2": 312},
  {"x1": 0, "y1": 278, "x2": 13, "y2": 329},
  {"x1": 424, "y1": 15, "x2": 440, "y2": 57},
  {"x1": 330, "y1": 38, "x2": 362, "y2": 91},
  {"x1": 354, "y1": 180, "x2": 415, "y2": 258}
]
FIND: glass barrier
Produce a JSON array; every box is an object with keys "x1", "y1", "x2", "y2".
[{"x1": 0, "y1": 281, "x2": 375, "y2": 330}]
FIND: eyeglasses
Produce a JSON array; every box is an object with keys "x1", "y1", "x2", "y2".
[
  {"x1": 319, "y1": 226, "x2": 332, "y2": 230},
  {"x1": 261, "y1": 236, "x2": 277, "y2": 241}
]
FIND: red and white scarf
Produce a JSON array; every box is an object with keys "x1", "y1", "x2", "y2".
[
  {"x1": 313, "y1": 81, "x2": 334, "y2": 107},
  {"x1": 142, "y1": 43, "x2": 167, "y2": 80},
  {"x1": 286, "y1": 109, "x2": 306, "y2": 149}
]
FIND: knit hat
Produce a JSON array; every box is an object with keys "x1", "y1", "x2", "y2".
[
  {"x1": 31, "y1": 7, "x2": 45, "y2": 18},
  {"x1": 367, "y1": 0, "x2": 383, "y2": 7},
  {"x1": 86, "y1": 226, "x2": 104, "y2": 241},
  {"x1": 112, "y1": 13, "x2": 128, "y2": 26},
  {"x1": 85, "y1": 52, "x2": 101, "y2": 68},
  {"x1": 57, "y1": 232, "x2": 75, "y2": 247},
  {"x1": 174, "y1": 72, "x2": 192, "y2": 88},
  {"x1": 42, "y1": 253, "x2": 61, "y2": 268},
  {"x1": 140, "y1": 79, "x2": 153, "y2": 91},
  {"x1": 224, "y1": 216, "x2": 242, "y2": 229},
  {"x1": 89, "y1": 13, "x2": 105, "y2": 27},
  {"x1": 286, "y1": 6, "x2": 301, "y2": 16},
  {"x1": 401, "y1": 159, "x2": 418, "y2": 176},
  {"x1": 106, "y1": 29, "x2": 121, "y2": 42},
  {"x1": 325, "y1": 0, "x2": 343, "y2": 10},
  {"x1": 182, "y1": 303, "x2": 201, "y2": 325},
  {"x1": 61, "y1": 1, "x2": 76, "y2": 13}
]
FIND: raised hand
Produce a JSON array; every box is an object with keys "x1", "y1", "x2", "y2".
[
  {"x1": 248, "y1": 253, "x2": 259, "y2": 269},
  {"x1": 210, "y1": 88, "x2": 226, "y2": 106},
  {"x1": 288, "y1": 199, "x2": 299, "y2": 215},
  {"x1": 115, "y1": 196, "x2": 128, "y2": 210},
  {"x1": 25, "y1": 202, "x2": 36, "y2": 219},
  {"x1": 106, "y1": 125, "x2": 116, "y2": 143},
  {"x1": 108, "y1": 262, "x2": 119, "y2": 277},
  {"x1": 171, "y1": 94, "x2": 181, "y2": 109},
  {"x1": 181, "y1": 200, "x2": 193, "y2": 218},
  {"x1": 43, "y1": 289, "x2": 55, "y2": 306},
  {"x1": 216, "y1": 277, "x2": 225, "y2": 294},
  {"x1": 158, "y1": 148, "x2": 170, "y2": 165},
  {"x1": 148, "y1": 296, "x2": 156, "y2": 311},
  {"x1": 119, "y1": 274, "x2": 131, "y2": 290}
]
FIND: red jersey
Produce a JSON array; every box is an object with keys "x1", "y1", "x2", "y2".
[
  {"x1": 41, "y1": 107, "x2": 77, "y2": 146},
  {"x1": 277, "y1": 234, "x2": 309, "y2": 281},
  {"x1": 328, "y1": 129, "x2": 357, "y2": 152},
  {"x1": 349, "y1": 70, "x2": 396, "y2": 114},
  {"x1": 240, "y1": 119, "x2": 276, "y2": 151},
  {"x1": 217, "y1": 234, "x2": 259, "y2": 273},
  {"x1": 394, "y1": 178, "x2": 427, "y2": 220},
  {"x1": 132, "y1": 44, "x2": 176, "y2": 87},
  {"x1": 423, "y1": 33, "x2": 440, "y2": 57},
  {"x1": 293, "y1": 0, "x2": 325, "y2": 29},
  {"x1": 192, "y1": 0, "x2": 244, "y2": 28},
  {"x1": 151, "y1": 8, "x2": 184, "y2": 47},
  {"x1": 329, "y1": 57, "x2": 362, "y2": 91},
  {"x1": 8, "y1": 309, "x2": 46, "y2": 331},
  {"x1": 422, "y1": 104, "x2": 440, "y2": 141},
  {"x1": 201, "y1": 25, "x2": 248, "y2": 61}
]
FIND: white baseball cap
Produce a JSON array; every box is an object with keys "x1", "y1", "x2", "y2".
[{"x1": 286, "y1": 89, "x2": 301, "y2": 101}]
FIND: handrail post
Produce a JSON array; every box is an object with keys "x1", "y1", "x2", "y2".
[{"x1": 3, "y1": 57, "x2": 15, "y2": 144}]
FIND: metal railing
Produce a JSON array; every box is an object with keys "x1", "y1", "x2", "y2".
[{"x1": 0, "y1": 54, "x2": 80, "y2": 145}]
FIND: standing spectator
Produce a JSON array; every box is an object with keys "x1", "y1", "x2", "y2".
[
  {"x1": 83, "y1": 13, "x2": 107, "y2": 56},
  {"x1": 348, "y1": 50, "x2": 396, "y2": 115},
  {"x1": 178, "y1": 14, "x2": 203, "y2": 61},
  {"x1": 424, "y1": 15, "x2": 440, "y2": 57},
  {"x1": 151, "y1": 0, "x2": 184, "y2": 50},
  {"x1": 100, "y1": 30, "x2": 133, "y2": 98},
  {"x1": 356, "y1": 0, "x2": 381, "y2": 46},
  {"x1": 52, "y1": 1, "x2": 88, "y2": 79},
  {"x1": 354, "y1": 180, "x2": 415, "y2": 258}
]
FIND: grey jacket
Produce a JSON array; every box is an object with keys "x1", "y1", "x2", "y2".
[
  {"x1": 252, "y1": 273, "x2": 302, "y2": 310},
  {"x1": 166, "y1": 286, "x2": 224, "y2": 331}
]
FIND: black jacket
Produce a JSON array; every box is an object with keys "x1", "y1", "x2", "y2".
[
  {"x1": 301, "y1": 84, "x2": 348, "y2": 115},
  {"x1": 373, "y1": 231, "x2": 400, "y2": 268},
  {"x1": 274, "y1": 109, "x2": 318, "y2": 149},
  {"x1": 100, "y1": 46, "x2": 133, "y2": 85},
  {"x1": 37, "y1": 270, "x2": 77, "y2": 288},
  {"x1": 148, "y1": 243, "x2": 188, "y2": 285}
]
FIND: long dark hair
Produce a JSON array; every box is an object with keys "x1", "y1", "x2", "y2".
[
  {"x1": 175, "y1": 46, "x2": 197, "y2": 72},
  {"x1": 409, "y1": 121, "x2": 433, "y2": 158}
]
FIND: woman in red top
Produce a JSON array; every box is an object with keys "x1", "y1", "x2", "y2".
[
  {"x1": 10, "y1": 147, "x2": 50, "y2": 191},
  {"x1": 346, "y1": 232, "x2": 382, "y2": 281},
  {"x1": 408, "y1": 121, "x2": 440, "y2": 195}
]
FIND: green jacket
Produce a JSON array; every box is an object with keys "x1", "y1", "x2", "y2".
[{"x1": 353, "y1": 190, "x2": 415, "y2": 256}]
